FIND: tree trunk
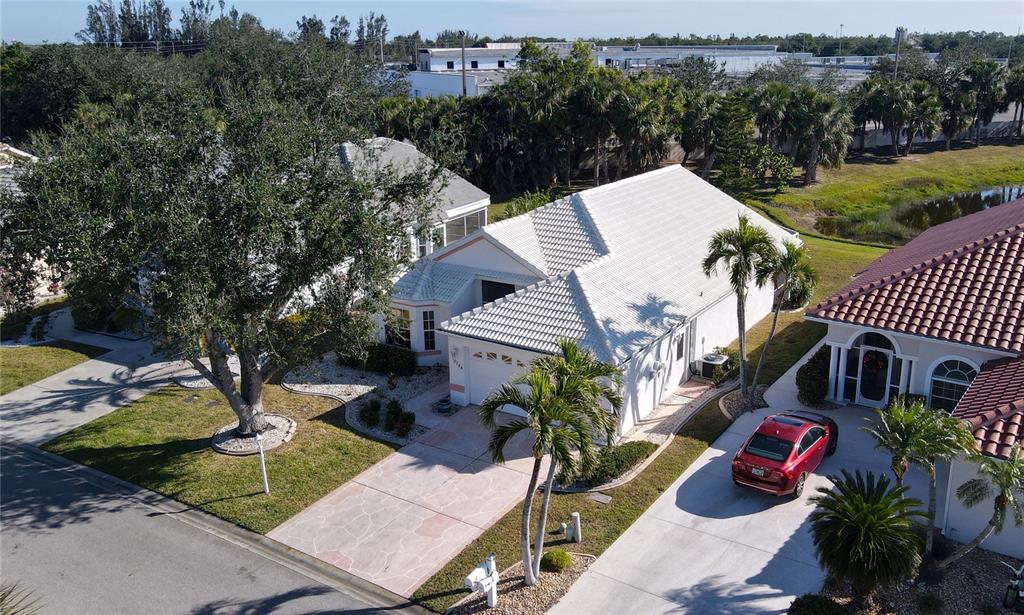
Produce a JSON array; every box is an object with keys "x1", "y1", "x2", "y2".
[
  {"x1": 892, "y1": 457, "x2": 907, "y2": 489},
  {"x1": 193, "y1": 330, "x2": 268, "y2": 437},
  {"x1": 1016, "y1": 102, "x2": 1022, "y2": 137},
  {"x1": 737, "y1": 289, "x2": 749, "y2": 400},
  {"x1": 531, "y1": 459, "x2": 558, "y2": 580},
  {"x1": 859, "y1": 123, "x2": 866, "y2": 152},
  {"x1": 890, "y1": 128, "x2": 901, "y2": 156},
  {"x1": 603, "y1": 146, "x2": 610, "y2": 183},
  {"x1": 903, "y1": 130, "x2": 915, "y2": 156},
  {"x1": 945, "y1": 135, "x2": 952, "y2": 151},
  {"x1": 937, "y1": 511, "x2": 999, "y2": 569},
  {"x1": 593, "y1": 140, "x2": 601, "y2": 186},
  {"x1": 520, "y1": 456, "x2": 543, "y2": 586},
  {"x1": 804, "y1": 139, "x2": 821, "y2": 185},
  {"x1": 700, "y1": 149, "x2": 715, "y2": 180},
  {"x1": 682, "y1": 149, "x2": 690, "y2": 165},
  {"x1": 925, "y1": 463, "x2": 938, "y2": 555},
  {"x1": 751, "y1": 288, "x2": 784, "y2": 392}
]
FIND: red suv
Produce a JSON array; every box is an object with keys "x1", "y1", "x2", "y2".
[{"x1": 731, "y1": 411, "x2": 839, "y2": 498}]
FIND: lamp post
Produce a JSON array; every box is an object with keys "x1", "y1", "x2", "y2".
[
  {"x1": 460, "y1": 29, "x2": 467, "y2": 97},
  {"x1": 255, "y1": 432, "x2": 270, "y2": 495}
]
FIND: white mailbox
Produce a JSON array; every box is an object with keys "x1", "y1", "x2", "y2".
[{"x1": 464, "y1": 553, "x2": 500, "y2": 607}]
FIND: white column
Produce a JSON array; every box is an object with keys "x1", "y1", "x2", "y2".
[
  {"x1": 836, "y1": 347, "x2": 848, "y2": 401},
  {"x1": 826, "y1": 344, "x2": 838, "y2": 401},
  {"x1": 899, "y1": 358, "x2": 910, "y2": 394}
]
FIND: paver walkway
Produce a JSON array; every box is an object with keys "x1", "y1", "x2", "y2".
[{"x1": 269, "y1": 392, "x2": 543, "y2": 598}]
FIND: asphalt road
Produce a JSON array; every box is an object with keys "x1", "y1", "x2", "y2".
[{"x1": 1, "y1": 444, "x2": 414, "y2": 615}]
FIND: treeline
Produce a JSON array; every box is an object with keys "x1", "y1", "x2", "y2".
[{"x1": 375, "y1": 46, "x2": 1024, "y2": 197}]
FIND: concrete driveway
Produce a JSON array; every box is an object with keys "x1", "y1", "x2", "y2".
[{"x1": 552, "y1": 382, "x2": 927, "y2": 613}]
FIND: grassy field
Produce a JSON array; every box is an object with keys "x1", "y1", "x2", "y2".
[
  {"x1": 0, "y1": 340, "x2": 110, "y2": 395},
  {"x1": 725, "y1": 235, "x2": 886, "y2": 388},
  {"x1": 764, "y1": 144, "x2": 1024, "y2": 243},
  {"x1": 44, "y1": 384, "x2": 396, "y2": 534},
  {"x1": 411, "y1": 395, "x2": 732, "y2": 613}
]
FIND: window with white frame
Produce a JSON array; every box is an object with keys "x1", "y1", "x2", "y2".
[
  {"x1": 928, "y1": 359, "x2": 977, "y2": 411},
  {"x1": 443, "y1": 211, "x2": 483, "y2": 245},
  {"x1": 422, "y1": 310, "x2": 436, "y2": 351}
]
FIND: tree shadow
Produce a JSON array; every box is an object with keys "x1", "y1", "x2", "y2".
[{"x1": 187, "y1": 584, "x2": 421, "y2": 614}]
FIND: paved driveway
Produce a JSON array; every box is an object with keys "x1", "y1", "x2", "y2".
[
  {"x1": 269, "y1": 403, "x2": 541, "y2": 598},
  {"x1": 553, "y1": 379, "x2": 927, "y2": 613}
]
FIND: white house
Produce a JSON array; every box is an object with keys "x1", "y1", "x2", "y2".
[
  {"x1": 388, "y1": 165, "x2": 795, "y2": 433},
  {"x1": 339, "y1": 138, "x2": 490, "y2": 260},
  {"x1": 806, "y1": 201, "x2": 1024, "y2": 558}
]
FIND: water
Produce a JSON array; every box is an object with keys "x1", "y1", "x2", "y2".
[
  {"x1": 815, "y1": 185, "x2": 1024, "y2": 243},
  {"x1": 893, "y1": 185, "x2": 1024, "y2": 232}
]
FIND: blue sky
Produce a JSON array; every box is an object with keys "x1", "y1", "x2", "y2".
[{"x1": 2, "y1": 1, "x2": 1022, "y2": 44}]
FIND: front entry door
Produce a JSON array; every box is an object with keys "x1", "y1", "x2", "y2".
[{"x1": 857, "y1": 347, "x2": 891, "y2": 407}]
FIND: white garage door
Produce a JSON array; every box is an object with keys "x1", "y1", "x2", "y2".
[{"x1": 468, "y1": 350, "x2": 527, "y2": 417}]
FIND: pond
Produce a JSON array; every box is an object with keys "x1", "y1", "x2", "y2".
[
  {"x1": 893, "y1": 184, "x2": 1024, "y2": 232},
  {"x1": 815, "y1": 184, "x2": 1024, "y2": 243}
]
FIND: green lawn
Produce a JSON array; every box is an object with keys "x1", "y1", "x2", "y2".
[
  {"x1": 44, "y1": 384, "x2": 396, "y2": 534},
  {"x1": 411, "y1": 397, "x2": 732, "y2": 613},
  {"x1": 726, "y1": 234, "x2": 887, "y2": 388},
  {"x1": 0, "y1": 340, "x2": 110, "y2": 395},
  {"x1": 764, "y1": 144, "x2": 1024, "y2": 243}
]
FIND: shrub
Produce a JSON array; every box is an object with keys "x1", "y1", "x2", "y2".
[
  {"x1": 71, "y1": 302, "x2": 112, "y2": 331},
  {"x1": 106, "y1": 306, "x2": 141, "y2": 333},
  {"x1": 29, "y1": 314, "x2": 48, "y2": 340},
  {"x1": 384, "y1": 399, "x2": 403, "y2": 431},
  {"x1": 796, "y1": 345, "x2": 831, "y2": 406},
  {"x1": 539, "y1": 549, "x2": 572, "y2": 573},
  {"x1": 395, "y1": 411, "x2": 416, "y2": 438},
  {"x1": 917, "y1": 591, "x2": 943, "y2": 613},
  {"x1": 787, "y1": 594, "x2": 849, "y2": 615},
  {"x1": 563, "y1": 440, "x2": 658, "y2": 487},
  {"x1": 341, "y1": 344, "x2": 416, "y2": 377},
  {"x1": 0, "y1": 311, "x2": 31, "y2": 341},
  {"x1": 359, "y1": 399, "x2": 382, "y2": 427},
  {"x1": 977, "y1": 601, "x2": 1001, "y2": 615}
]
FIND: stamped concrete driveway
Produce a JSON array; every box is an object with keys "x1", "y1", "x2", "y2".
[
  {"x1": 269, "y1": 403, "x2": 541, "y2": 598},
  {"x1": 552, "y1": 372, "x2": 927, "y2": 613}
]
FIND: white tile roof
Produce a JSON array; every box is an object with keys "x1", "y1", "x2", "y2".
[
  {"x1": 441, "y1": 165, "x2": 796, "y2": 363},
  {"x1": 392, "y1": 259, "x2": 537, "y2": 304}
]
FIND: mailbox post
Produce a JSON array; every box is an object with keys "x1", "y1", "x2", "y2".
[{"x1": 464, "y1": 553, "x2": 499, "y2": 607}]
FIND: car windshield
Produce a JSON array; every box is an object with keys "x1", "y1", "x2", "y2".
[{"x1": 745, "y1": 434, "x2": 793, "y2": 462}]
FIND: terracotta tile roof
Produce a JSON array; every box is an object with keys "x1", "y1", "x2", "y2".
[
  {"x1": 953, "y1": 356, "x2": 1024, "y2": 460},
  {"x1": 807, "y1": 201, "x2": 1024, "y2": 353}
]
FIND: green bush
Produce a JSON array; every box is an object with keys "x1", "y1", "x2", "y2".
[
  {"x1": 1, "y1": 311, "x2": 31, "y2": 341},
  {"x1": 539, "y1": 549, "x2": 572, "y2": 573},
  {"x1": 29, "y1": 314, "x2": 48, "y2": 340},
  {"x1": 565, "y1": 440, "x2": 658, "y2": 488},
  {"x1": 787, "y1": 594, "x2": 849, "y2": 615},
  {"x1": 71, "y1": 302, "x2": 112, "y2": 331},
  {"x1": 106, "y1": 306, "x2": 141, "y2": 333},
  {"x1": 918, "y1": 591, "x2": 943, "y2": 613},
  {"x1": 796, "y1": 345, "x2": 831, "y2": 406},
  {"x1": 341, "y1": 344, "x2": 416, "y2": 377},
  {"x1": 395, "y1": 411, "x2": 416, "y2": 438},
  {"x1": 384, "y1": 399, "x2": 403, "y2": 431},
  {"x1": 978, "y1": 601, "x2": 1002, "y2": 615},
  {"x1": 359, "y1": 399, "x2": 382, "y2": 427}
]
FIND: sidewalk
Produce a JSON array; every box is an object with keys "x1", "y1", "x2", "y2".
[{"x1": 0, "y1": 310, "x2": 185, "y2": 445}]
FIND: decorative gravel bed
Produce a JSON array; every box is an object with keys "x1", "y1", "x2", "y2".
[
  {"x1": 821, "y1": 547, "x2": 1024, "y2": 615},
  {"x1": 445, "y1": 552, "x2": 594, "y2": 615},
  {"x1": 720, "y1": 384, "x2": 768, "y2": 419},
  {"x1": 174, "y1": 355, "x2": 241, "y2": 389}
]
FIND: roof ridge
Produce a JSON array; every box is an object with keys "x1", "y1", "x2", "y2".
[{"x1": 811, "y1": 221, "x2": 1024, "y2": 314}]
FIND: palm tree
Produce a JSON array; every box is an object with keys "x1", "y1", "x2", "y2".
[
  {"x1": 861, "y1": 398, "x2": 932, "y2": 488},
  {"x1": 750, "y1": 241, "x2": 818, "y2": 391},
  {"x1": 902, "y1": 80, "x2": 943, "y2": 156},
  {"x1": 966, "y1": 59, "x2": 1007, "y2": 145},
  {"x1": 750, "y1": 82, "x2": 790, "y2": 147},
  {"x1": 677, "y1": 91, "x2": 719, "y2": 178},
  {"x1": 1005, "y1": 65, "x2": 1024, "y2": 139},
  {"x1": 478, "y1": 339, "x2": 622, "y2": 586},
  {"x1": 913, "y1": 410, "x2": 976, "y2": 558},
  {"x1": 938, "y1": 444, "x2": 1024, "y2": 569},
  {"x1": 809, "y1": 470, "x2": 924, "y2": 606},
  {"x1": 702, "y1": 215, "x2": 776, "y2": 401},
  {"x1": 851, "y1": 75, "x2": 883, "y2": 152}
]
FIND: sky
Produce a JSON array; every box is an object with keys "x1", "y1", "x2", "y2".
[{"x1": 2, "y1": 0, "x2": 1022, "y2": 44}]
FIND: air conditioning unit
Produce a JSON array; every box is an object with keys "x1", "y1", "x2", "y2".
[{"x1": 695, "y1": 353, "x2": 730, "y2": 379}]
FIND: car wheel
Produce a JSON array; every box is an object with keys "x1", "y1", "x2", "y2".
[
  {"x1": 826, "y1": 432, "x2": 839, "y2": 456},
  {"x1": 792, "y1": 473, "x2": 807, "y2": 499}
]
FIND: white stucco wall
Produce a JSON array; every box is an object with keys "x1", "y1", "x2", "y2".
[
  {"x1": 406, "y1": 71, "x2": 479, "y2": 98},
  {"x1": 943, "y1": 455, "x2": 1024, "y2": 559},
  {"x1": 434, "y1": 235, "x2": 541, "y2": 278}
]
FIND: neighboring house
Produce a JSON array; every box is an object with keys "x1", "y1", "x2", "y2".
[
  {"x1": 339, "y1": 138, "x2": 490, "y2": 260},
  {"x1": 388, "y1": 165, "x2": 795, "y2": 434},
  {"x1": 806, "y1": 201, "x2": 1024, "y2": 558}
]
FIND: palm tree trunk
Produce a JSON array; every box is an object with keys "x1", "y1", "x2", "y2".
[
  {"x1": 737, "y1": 289, "x2": 749, "y2": 400},
  {"x1": 925, "y1": 464, "x2": 938, "y2": 555},
  {"x1": 859, "y1": 122, "x2": 867, "y2": 152},
  {"x1": 521, "y1": 456, "x2": 542, "y2": 586},
  {"x1": 892, "y1": 458, "x2": 907, "y2": 489},
  {"x1": 593, "y1": 140, "x2": 601, "y2": 186},
  {"x1": 700, "y1": 150, "x2": 715, "y2": 181},
  {"x1": 804, "y1": 139, "x2": 821, "y2": 185},
  {"x1": 937, "y1": 513, "x2": 998, "y2": 569},
  {"x1": 531, "y1": 459, "x2": 558, "y2": 579},
  {"x1": 945, "y1": 135, "x2": 952, "y2": 151},
  {"x1": 751, "y1": 290, "x2": 784, "y2": 393},
  {"x1": 904, "y1": 130, "x2": 915, "y2": 156}
]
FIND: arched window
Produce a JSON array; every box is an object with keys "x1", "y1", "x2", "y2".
[{"x1": 929, "y1": 359, "x2": 977, "y2": 411}]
